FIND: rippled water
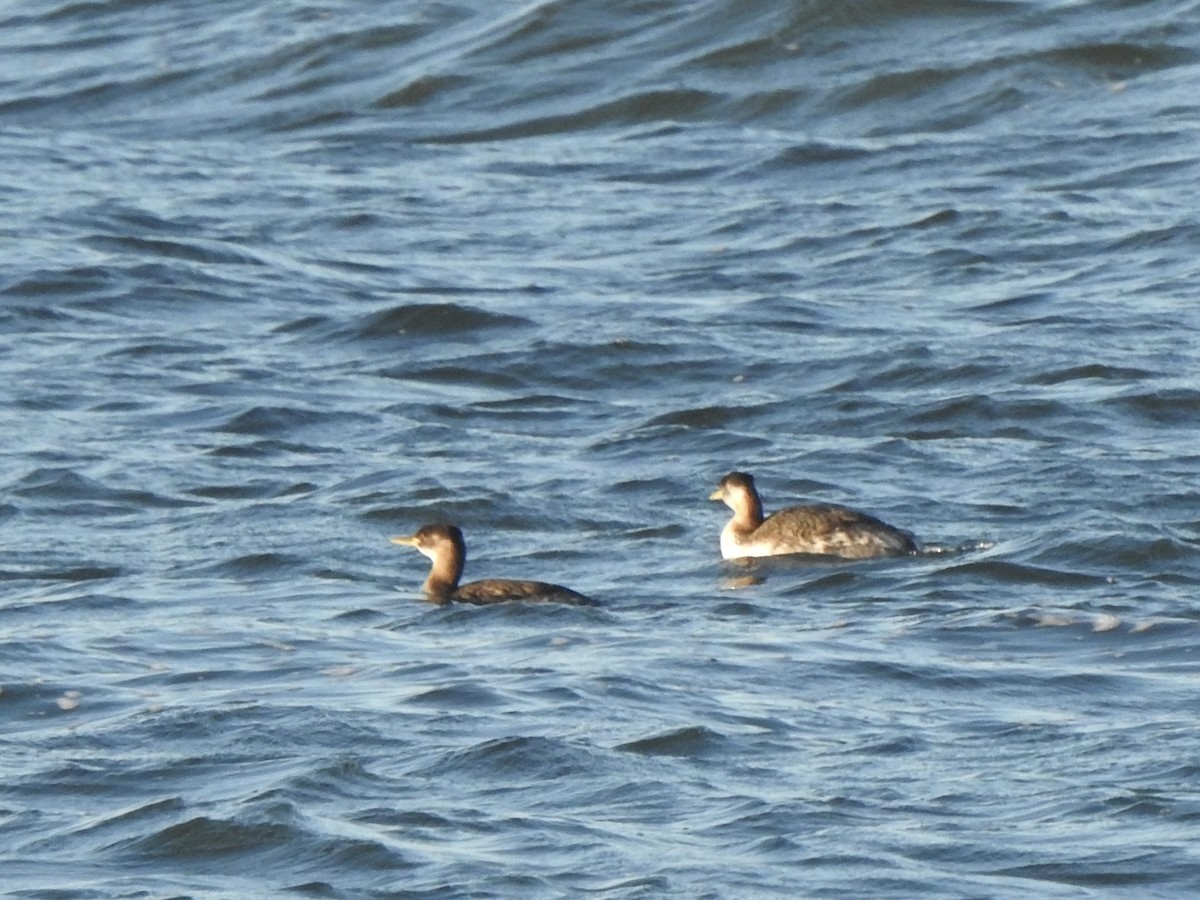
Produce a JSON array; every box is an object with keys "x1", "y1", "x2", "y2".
[{"x1": 4, "y1": 0, "x2": 1200, "y2": 897}]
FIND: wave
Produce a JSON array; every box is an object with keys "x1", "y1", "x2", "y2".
[{"x1": 1, "y1": 0, "x2": 1193, "y2": 142}]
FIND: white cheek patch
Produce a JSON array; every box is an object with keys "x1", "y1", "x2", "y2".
[{"x1": 417, "y1": 545, "x2": 438, "y2": 561}]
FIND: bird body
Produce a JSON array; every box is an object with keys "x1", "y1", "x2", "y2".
[
  {"x1": 710, "y1": 471, "x2": 917, "y2": 561},
  {"x1": 391, "y1": 523, "x2": 598, "y2": 606}
]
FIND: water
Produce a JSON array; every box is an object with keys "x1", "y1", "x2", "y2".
[{"x1": 3, "y1": 0, "x2": 1200, "y2": 896}]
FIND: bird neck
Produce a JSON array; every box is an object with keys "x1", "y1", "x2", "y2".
[
  {"x1": 732, "y1": 492, "x2": 764, "y2": 530},
  {"x1": 422, "y1": 549, "x2": 464, "y2": 598}
]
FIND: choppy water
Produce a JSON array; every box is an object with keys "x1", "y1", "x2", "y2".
[{"x1": 4, "y1": 0, "x2": 1200, "y2": 897}]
